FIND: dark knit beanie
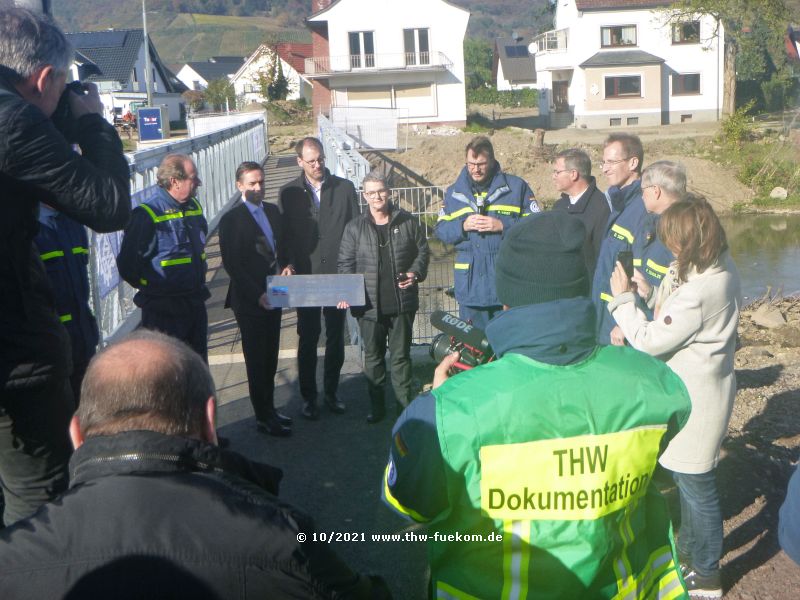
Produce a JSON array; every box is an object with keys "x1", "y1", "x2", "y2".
[{"x1": 495, "y1": 212, "x2": 589, "y2": 307}]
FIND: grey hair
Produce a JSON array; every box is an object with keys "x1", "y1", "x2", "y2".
[
  {"x1": 0, "y1": 7, "x2": 73, "y2": 81},
  {"x1": 556, "y1": 148, "x2": 592, "y2": 181},
  {"x1": 641, "y1": 160, "x2": 687, "y2": 199},
  {"x1": 362, "y1": 169, "x2": 389, "y2": 188}
]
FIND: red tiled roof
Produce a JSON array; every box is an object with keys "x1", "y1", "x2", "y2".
[
  {"x1": 275, "y1": 42, "x2": 313, "y2": 74},
  {"x1": 575, "y1": 0, "x2": 670, "y2": 10}
]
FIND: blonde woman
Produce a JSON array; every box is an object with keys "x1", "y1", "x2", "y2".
[{"x1": 608, "y1": 197, "x2": 741, "y2": 599}]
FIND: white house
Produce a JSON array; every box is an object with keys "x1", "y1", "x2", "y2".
[
  {"x1": 67, "y1": 29, "x2": 187, "y2": 123},
  {"x1": 176, "y1": 56, "x2": 245, "y2": 91},
  {"x1": 494, "y1": 35, "x2": 537, "y2": 91},
  {"x1": 304, "y1": 0, "x2": 470, "y2": 127},
  {"x1": 231, "y1": 43, "x2": 313, "y2": 107},
  {"x1": 532, "y1": 0, "x2": 724, "y2": 129}
]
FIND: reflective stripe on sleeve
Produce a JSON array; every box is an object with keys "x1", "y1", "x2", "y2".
[
  {"x1": 72, "y1": 247, "x2": 89, "y2": 255},
  {"x1": 454, "y1": 263, "x2": 470, "y2": 270},
  {"x1": 611, "y1": 224, "x2": 634, "y2": 244},
  {"x1": 59, "y1": 314, "x2": 72, "y2": 323},
  {"x1": 40, "y1": 250, "x2": 65, "y2": 261},
  {"x1": 438, "y1": 207, "x2": 475, "y2": 222}
]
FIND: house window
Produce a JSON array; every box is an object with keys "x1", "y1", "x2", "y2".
[
  {"x1": 349, "y1": 31, "x2": 375, "y2": 69},
  {"x1": 404, "y1": 28, "x2": 430, "y2": 66},
  {"x1": 672, "y1": 21, "x2": 700, "y2": 44},
  {"x1": 605, "y1": 75, "x2": 641, "y2": 98},
  {"x1": 627, "y1": 117, "x2": 639, "y2": 125},
  {"x1": 193, "y1": 80, "x2": 202, "y2": 91},
  {"x1": 132, "y1": 68, "x2": 138, "y2": 83},
  {"x1": 505, "y1": 45, "x2": 529, "y2": 58},
  {"x1": 610, "y1": 118, "x2": 622, "y2": 126},
  {"x1": 681, "y1": 114, "x2": 693, "y2": 122},
  {"x1": 672, "y1": 73, "x2": 700, "y2": 95},
  {"x1": 601, "y1": 25, "x2": 636, "y2": 47}
]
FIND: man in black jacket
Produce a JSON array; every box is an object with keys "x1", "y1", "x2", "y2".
[
  {"x1": 0, "y1": 7, "x2": 130, "y2": 525},
  {"x1": 279, "y1": 137, "x2": 360, "y2": 420},
  {"x1": 0, "y1": 329, "x2": 391, "y2": 599},
  {"x1": 337, "y1": 171, "x2": 430, "y2": 423},
  {"x1": 220, "y1": 161, "x2": 295, "y2": 437},
  {"x1": 551, "y1": 148, "x2": 610, "y2": 276}
]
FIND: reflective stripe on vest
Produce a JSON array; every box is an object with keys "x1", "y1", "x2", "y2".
[
  {"x1": 59, "y1": 313, "x2": 72, "y2": 323},
  {"x1": 72, "y1": 246, "x2": 89, "y2": 255},
  {"x1": 501, "y1": 520, "x2": 531, "y2": 600},
  {"x1": 438, "y1": 206, "x2": 476, "y2": 222},
  {"x1": 487, "y1": 204, "x2": 521, "y2": 214},
  {"x1": 40, "y1": 250, "x2": 65, "y2": 261},
  {"x1": 613, "y1": 545, "x2": 684, "y2": 600},
  {"x1": 141, "y1": 198, "x2": 203, "y2": 223},
  {"x1": 436, "y1": 580, "x2": 482, "y2": 599}
]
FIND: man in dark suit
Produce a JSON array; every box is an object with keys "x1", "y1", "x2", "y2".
[
  {"x1": 279, "y1": 138, "x2": 360, "y2": 420},
  {"x1": 219, "y1": 162, "x2": 294, "y2": 437}
]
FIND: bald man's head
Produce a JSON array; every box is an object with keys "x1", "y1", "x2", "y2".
[{"x1": 76, "y1": 330, "x2": 216, "y2": 440}]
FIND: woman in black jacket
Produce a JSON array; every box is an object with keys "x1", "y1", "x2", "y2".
[{"x1": 338, "y1": 171, "x2": 430, "y2": 423}]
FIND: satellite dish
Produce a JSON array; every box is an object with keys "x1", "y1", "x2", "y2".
[{"x1": 528, "y1": 42, "x2": 537, "y2": 55}]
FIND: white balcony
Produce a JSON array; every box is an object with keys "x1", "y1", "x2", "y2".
[
  {"x1": 304, "y1": 51, "x2": 453, "y2": 77},
  {"x1": 532, "y1": 29, "x2": 568, "y2": 54}
]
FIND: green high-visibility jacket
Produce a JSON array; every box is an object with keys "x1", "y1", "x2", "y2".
[{"x1": 386, "y1": 346, "x2": 691, "y2": 600}]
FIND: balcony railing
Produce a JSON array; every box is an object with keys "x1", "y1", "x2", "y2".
[
  {"x1": 532, "y1": 28, "x2": 568, "y2": 54},
  {"x1": 305, "y1": 51, "x2": 453, "y2": 76}
]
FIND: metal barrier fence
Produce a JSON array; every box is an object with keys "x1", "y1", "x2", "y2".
[
  {"x1": 318, "y1": 113, "x2": 371, "y2": 185},
  {"x1": 90, "y1": 118, "x2": 268, "y2": 341}
]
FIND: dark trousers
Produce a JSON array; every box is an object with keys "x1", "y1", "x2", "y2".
[
  {"x1": 234, "y1": 307, "x2": 283, "y2": 423},
  {"x1": 296, "y1": 306, "x2": 346, "y2": 400},
  {"x1": 0, "y1": 377, "x2": 73, "y2": 526},
  {"x1": 459, "y1": 305, "x2": 502, "y2": 331},
  {"x1": 359, "y1": 313, "x2": 415, "y2": 410},
  {"x1": 140, "y1": 296, "x2": 208, "y2": 362},
  {"x1": 673, "y1": 469, "x2": 723, "y2": 576}
]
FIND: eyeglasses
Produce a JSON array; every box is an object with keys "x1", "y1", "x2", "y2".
[
  {"x1": 466, "y1": 161, "x2": 490, "y2": 170},
  {"x1": 302, "y1": 157, "x2": 325, "y2": 166},
  {"x1": 552, "y1": 168, "x2": 574, "y2": 176},
  {"x1": 363, "y1": 189, "x2": 389, "y2": 198},
  {"x1": 599, "y1": 157, "x2": 631, "y2": 168}
]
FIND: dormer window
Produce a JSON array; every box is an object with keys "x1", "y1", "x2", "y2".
[
  {"x1": 672, "y1": 21, "x2": 700, "y2": 44},
  {"x1": 601, "y1": 25, "x2": 637, "y2": 48}
]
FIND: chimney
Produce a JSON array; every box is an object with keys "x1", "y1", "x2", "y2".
[{"x1": 312, "y1": 0, "x2": 332, "y2": 13}]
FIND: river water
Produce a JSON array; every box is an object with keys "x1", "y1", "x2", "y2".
[{"x1": 722, "y1": 214, "x2": 800, "y2": 304}]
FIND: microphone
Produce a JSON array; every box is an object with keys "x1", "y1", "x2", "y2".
[{"x1": 430, "y1": 310, "x2": 491, "y2": 355}]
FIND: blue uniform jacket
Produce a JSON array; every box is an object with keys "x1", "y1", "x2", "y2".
[
  {"x1": 434, "y1": 165, "x2": 538, "y2": 307},
  {"x1": 591, "y1": 180, "x2": 673, "y2": 345},
  {"x1": 117, "y1": 187, "x2": 210, "y2": 306},
  {"x1": 35, "y1": 207, "x2": 99, "y2": 368},
  {"x1": 383, "y1": 298, "x2": 597, "y2": 521}
]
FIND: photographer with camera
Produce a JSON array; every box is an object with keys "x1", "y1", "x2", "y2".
[
  {"x1": 337, "y1": 171, "x2": 429, "y2": 423},
  {"x1": 383, "y1": 212, "x2": 692, "y2": 599},
  {"x1": 0, "y1": 7, "x2": 130, "y2": 525}
]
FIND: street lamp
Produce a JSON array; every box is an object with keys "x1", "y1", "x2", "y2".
[{"x1": 142, "y1": 0, "x2": 153, "y2": 107}]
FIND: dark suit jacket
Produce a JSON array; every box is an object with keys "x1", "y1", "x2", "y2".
[
  {"x1": 279, "y1": 169, "x2": 359, "y2": 275},
  {"x1": 552, "y1": 176, "x2": 610, "y2": 276},
  {"x1": 219, "y1": 199, "x2": 289, "y2": 316}
]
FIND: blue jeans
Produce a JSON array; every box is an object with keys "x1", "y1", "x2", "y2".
[{"x1": 673, "y1": 470, "x2": 723, "y2": 576}]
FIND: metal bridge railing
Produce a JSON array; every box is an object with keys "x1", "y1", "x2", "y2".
[{"x1": 90, "y1": 117, "x2": 268, "y2": 341}]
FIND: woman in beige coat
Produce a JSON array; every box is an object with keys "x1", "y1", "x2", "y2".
[{"x1": 608, "y1": 197, "x2": 740, "y2": 599}]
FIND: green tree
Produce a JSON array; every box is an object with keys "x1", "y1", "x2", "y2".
[
  {"x1": 204, "y1": 78, "x2": 236, "y2": 111},
  {"x1": 267, "y1": 57, "x2": 290, "y2": 101},
  {"x1": 464, "y1": 38, "x2": 493, "y2": 90},
  {"x1": 668, "y1": 0, "x2": 788, "y2": 115}
]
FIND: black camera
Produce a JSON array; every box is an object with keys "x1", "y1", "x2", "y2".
[
  {"x1": 429, "y1": 310, "x2": 494, "y2": 374},
  {"x1": 616, "y1": 250, "x2": 634, "y2": 278},
  {"x1": 51, "y1": 81, "x2": 86, "y2": 142}
]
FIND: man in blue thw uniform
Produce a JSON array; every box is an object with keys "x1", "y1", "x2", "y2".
[
  {"x1": 117, "y1": 154, "x2": 209, "y2": 361},
  {"x1": 435, "y1": 136, "x2": 539, "y2": 330},
  {"x1": 591, "y1": 133, "x2": 674, "y2": 345}
]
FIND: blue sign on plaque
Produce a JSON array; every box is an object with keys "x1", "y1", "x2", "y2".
[{"x1": 137, "y1": 107, "x2": 164, "y2": 141}]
